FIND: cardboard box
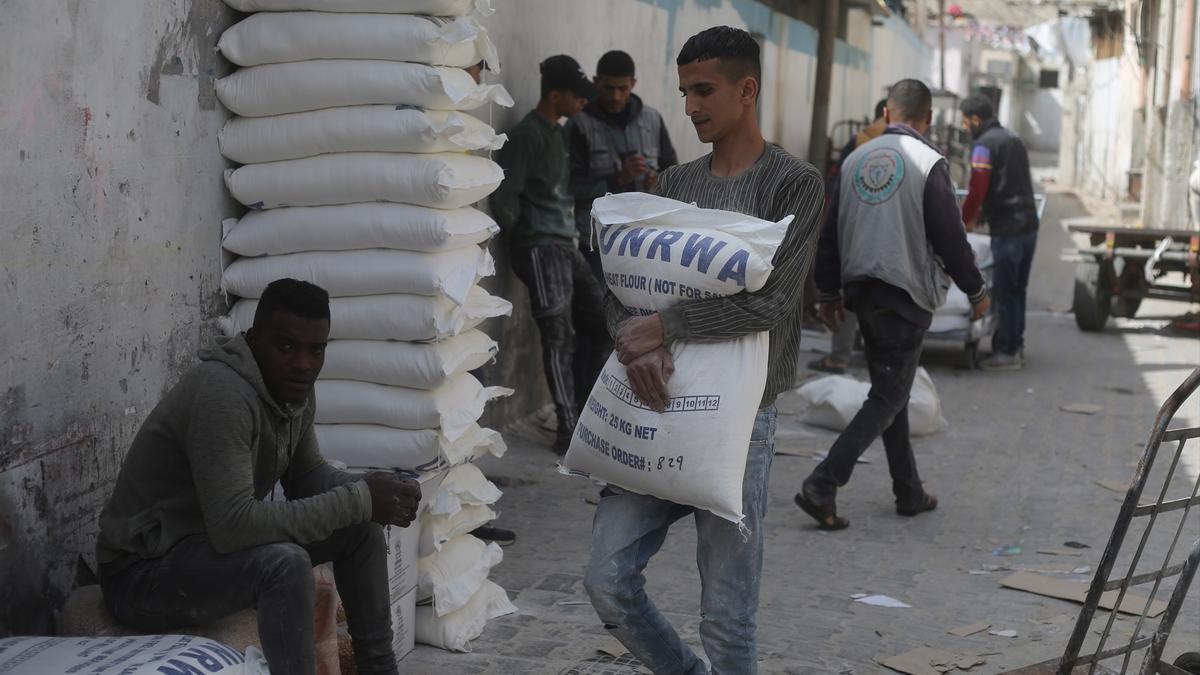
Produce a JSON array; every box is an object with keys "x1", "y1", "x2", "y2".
[
  {"x1": 392, "y1": 586, "x2": 417, "y2": 660},
  {"x1": 386, "y1": 520, "x2": 422, "y2": 599}
]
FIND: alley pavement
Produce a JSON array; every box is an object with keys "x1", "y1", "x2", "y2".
[{"x1": 402, "y1": 189, "x2": 1200, "y2": 674}]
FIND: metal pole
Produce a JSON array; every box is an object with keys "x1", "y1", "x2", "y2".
[
  {"x1": 809, "y1": 0, "x2": 840, "y2": 168},
  {"x1": 939, "y1": 0, "x2": 947, "y2": 90},
  {"x1": 1179, "y1": 0, "x2": 1196, "y2": 99}
]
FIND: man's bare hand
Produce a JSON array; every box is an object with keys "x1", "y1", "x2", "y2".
[
  {"x1": 618, "y1": 153, "x2": 649, "y2": 185},
  {"x1": 364, "y1": 472, "x2": 421, "y2": 527},
  {"x1": 819, "y1": 301, "x2": 846, "y2": 333},
  {"x1": 970, "y1": 294, "x2": 991, "y2": 320},
  {"x1": 625, "y1": 347, "x2": 675, "y2": 412},
  {"x1": 615, "y1": 314, "x2": 665, "y2": 364},
  {"x1": 644, "y1": 169, "x2": 659, "y2": 191}
]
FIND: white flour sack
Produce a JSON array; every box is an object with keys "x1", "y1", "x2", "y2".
[
  {"x1": 561, "y1": 193, "x2": 792, "y2": 523},
  {"x1": 321, "y1": 330, "x2": 497, "y2": 390},
  {"x1": 415, "y1": 580, "x2": 516, "y2": 652},
  {"x1": 417, "y1": 535, "x2": 504, "y2": 616},
  {"x1": 316, "y1": 422, "x2": 505, "y2": 472},
  {"x1": 223, "y1": 0, "x2": 493, "y2": 15},
  {"x1": 314, "y1": 374, "x2": 512, "y2": 440},
  {"x1": 796, "y1": 368, "x2": 947, "y2": 436},
  {"x1": 419, "y1": 505, "x2": 496, "y2": 556},
  {"x1": 0, "y1": 635, "x2": 267, "y2": 674},
  {"x1": 225, "y1": 152, "x2": 503, "y2": 210},
  {"x1": 222, "y1": 246, "x2": 493, "y2": 305},
  {"x1": 220, "y1": 106, "x2": 505, "y2": 164},
  {"x1": 222, "y1": 204, "x2": 498, "y2": 256},
  {"x1": 219, "y1": 13, "x2": 499, "y2": 71},
  {"x1": 215, "y1": 61, "x2": 512, "y2": 117},
  {"x1": 220, "y1": 285, "x2": 512, "y2": 341},
  {"x1": 426, "y1": 462, "x2": 502, "y2": 517}
]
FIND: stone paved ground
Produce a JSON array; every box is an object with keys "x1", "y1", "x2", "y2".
[{"x1": 401, "y1": 189, "x2": 1200, "y2": 674}]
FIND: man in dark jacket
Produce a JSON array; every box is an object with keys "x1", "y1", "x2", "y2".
[
  {"x1": 959, "y1": 95, "x2": 1039, "y2": 370},
  {"x1": 491, "y1": 55, "x2": 609, "y2": 454},
  {"x1": 796, "y1": 80, "x2": 990, "y2": 530},
  {"x1": 96, "y1": 279, "x2": 421, "y2": 675},
  {"x1": 567, "y1": 50, "x2": 678, "y2": 280}
]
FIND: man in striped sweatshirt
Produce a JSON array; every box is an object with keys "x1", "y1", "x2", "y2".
[{"x1": 583, "y1": 26, "x2": 825, "y2": 675}]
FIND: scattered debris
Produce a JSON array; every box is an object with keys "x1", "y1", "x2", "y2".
[
  {"x1": 999, "y1": 571, "x2": 1169, "y2": 617},
  {"x1": 989, "y1": 629, "x2": 1018, "y2": 638},
  {"x1": 1093, "y1": 479, "x2": 1128, "y2": 493},
  {"x1": 812, "y1": 450, "x2": 871, "y2": 463},
  {"x1": 853, "y1": 594, "x2": 911, "y2": 608},
  {"x1": 992, "y1": 544, "x2": 1022, "y2": 557},
  {"x1": 772, "y1": 446, "x2": 814, "y2": 457},
  {"x1": 1104, "y1": 386, "x2": 1137, "y2": 395},
  {"x1": 1063, "y1": 541, "x2": 1090, "y2": 549},
  {"x1": 948, "y1": 622, "x2": 991, "y2": 637},
  {"x1": 596, "y1": 638, "x2": 629, "y2": 658},
  {"x1": 1061, "y1": 403, "x2": 1104, "y2": 415},
  {"x1": 878, "y1": 647, "x2": 987, "y2": 675},
  {"x1": 1037, "y1": 548, "x2": 1083, "y2": 557}
]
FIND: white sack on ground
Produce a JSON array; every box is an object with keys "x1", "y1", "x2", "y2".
[
  {"x1": 222, "y1": 204, "x2": 498, "y2": 256},
  {"x1": 219, "y1": 13, "x2": 499, "y2": 71},
  {"x1": 315, "y1": 374, "x2": 512, "y2": 441},
  {"x1": 220, "y1": 107, "x2": 504, "y2": 164},
  {"x1": 317, "y1": 423, "x2": 506, "y2": 472},
  {"x1": 223, "y1": 0, "x2": 494, "y2": 15},
  {"x1": 215, "y1": 61, "x2": 512, "y2": 117},
  {"x1": 415, "y1": 579, "x2": 516, "y2": 652},
  {"x1": 225, "y1": 152, "x2": 503, "y2": 210},
  {"x1": 222, "y1": 247, "x2": 493, "y2": 305},
  {"x1": 931, "y1": 233, "x2": 993, "y2": 332},
  {"x1": 417, "y1": 535, "x2": 503, "y2": 616},
  {"x1": 220, "y1": 285, "x2": 512, "y2": 341},
  {"x1": 0, "y1": 636, "x2": 268, "y2": 674},
  {"x1": 419, "y1": 504, "x2": 495, "y2": 556},
  {"x1": 321, "y1": 331, "x2": 497, "y2": 390},
  {"x1": 562, "y1": 192, "x2": 791, "y2": 524},
  {"x1": 426, "y1": 462, "x2": 502, "y2": 516},
  {"x1": 796, "y1": 367, "x2": 947, "y2": 436}
]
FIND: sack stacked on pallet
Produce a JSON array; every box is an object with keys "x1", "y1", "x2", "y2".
[
  {"x1": 215, "y1": 0, "x2": 515, "y2": 656},
  {"x1": 930, "y1": 232, "x2": 993, "y2": 334}
]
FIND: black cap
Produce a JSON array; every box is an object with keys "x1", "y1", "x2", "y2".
[{"x1": 540, "y1": 55, "x2": 597, "y2": 100}]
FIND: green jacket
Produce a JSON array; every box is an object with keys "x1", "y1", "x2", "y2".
[
  {"x1": 96, "y1": 335, "x2": 371, "y2": 572},
  {"x1": 490, "y1": 110, "x2": 578, "y2": 247}
]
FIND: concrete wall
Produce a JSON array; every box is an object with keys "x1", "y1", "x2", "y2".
[
  {"x1": 0, "y1": 0, "x2": 238, "y2": 634},
  {"x1": 871, "y1": 13, "x2": 934, "y2": 102}
]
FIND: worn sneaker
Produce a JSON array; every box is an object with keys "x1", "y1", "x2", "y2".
[
  {"x1": 980, "y1": 351, "x2": 1023, "y2": 371},
  {"x1": 470, "y1": 525, "x2": 516, "y2": 547}
]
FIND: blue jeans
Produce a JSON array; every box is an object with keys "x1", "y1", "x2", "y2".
[
  {"x1": 990, "y1": 230, "x2": 1038, "y2": 355},
  {"x1": 584, "y1": 406, "x2": 778, "y2": 675}
]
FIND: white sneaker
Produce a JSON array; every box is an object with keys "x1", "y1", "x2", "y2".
[{"x1": 980, "y1": 351, "x2": 1023, "y2": 371}]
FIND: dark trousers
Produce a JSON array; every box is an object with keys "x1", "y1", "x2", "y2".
[
  {"x1": 991, "y1": 230, "x2": 1038, "y2": 355},
  {"x1": 100, "y1": 522, "x2": 395, "y2": 675},
  {"x1": 511, "y1": 242, "x2": 611, "y2": 434},
  {"x1": 807, "y1": 299, "x2": 926, "y2": 508}
]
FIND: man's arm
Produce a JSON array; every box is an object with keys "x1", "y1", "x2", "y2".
[
  {"x1": 281, "y1": 417, "x2": 360, "y2": 499},
  {"x1": 657, "y1": 168, "x2": 825, "y2": 342},
  {"x1": 186, "y1": 385, "x2": 371, "y2": 554},
  {"x1": 926, "y1": 159, "x2": 987, "y2": 302},
  {"x1": 960, "y1": 144, "x2": 992, "y2": 229},
  {"x1": 814, "y1": 174, "x2": 843, "y2": 303},
  {"x1": 489, "y1": 126, "x2": 537, "y2": 232}
]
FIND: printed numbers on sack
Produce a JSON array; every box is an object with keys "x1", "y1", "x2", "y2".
[
  {"x1": 656, "y1": 455, "x2": 684, "y2": 471},
  {"x1": 607, "y1": 411, "x2": 657, "y2": 441}
]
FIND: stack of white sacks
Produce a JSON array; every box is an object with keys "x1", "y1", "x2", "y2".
[{"x1": 215, "y1": 0, "x2": 516, "y2": 656}]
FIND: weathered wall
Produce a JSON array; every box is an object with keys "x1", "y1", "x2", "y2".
[{"x1": 0, "y1": 0, "x2": 239, "y2": 633}]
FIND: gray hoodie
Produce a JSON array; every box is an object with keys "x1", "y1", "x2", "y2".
[{"x1": 96, "y1": 335, "x2": 371, "y2": 573}]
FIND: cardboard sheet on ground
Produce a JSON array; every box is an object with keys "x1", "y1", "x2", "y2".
[
  {"x1": 999, "y1": 571, "x2": 1169, "y2": 617},
  {"x1": 1061, "y1": 402, "x2": 1104, "y2": 415},
  {"x1": 1092, "y1": 479, "x2": 1128, "y2": 493},
  {"x1": 879, "y1": 647, "x2": 986, "y2": 675},
  {"x1": 947, "y1": 622, "x2": 990, "y2": 637}
]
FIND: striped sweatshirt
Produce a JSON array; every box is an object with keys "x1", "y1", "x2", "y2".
[{"x1": 604, "y1": 143, "x2": 825, "y2": 407}]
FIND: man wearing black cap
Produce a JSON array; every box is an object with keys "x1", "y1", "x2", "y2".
[{"x1": 491, "y1": 55, "x2": 610, "y2": 455}]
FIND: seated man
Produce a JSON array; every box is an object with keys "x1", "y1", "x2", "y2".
[{"x1": 95, "y1": 278, "x2": 419, "y2": 675}]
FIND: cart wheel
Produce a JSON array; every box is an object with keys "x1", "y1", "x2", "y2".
[
  {"x1": 963, "y1": 341, "x2": 980, "y2": 370},
  {"x1": 1174, "y1": 652, "x2": 1200, "y2": 674},
  {"x1": 1113, "y1": 295, "x2": 1143, "y2": 318},
  {"x1": 1073, "y1": 260, "x2": 1111, "y2": 332}
]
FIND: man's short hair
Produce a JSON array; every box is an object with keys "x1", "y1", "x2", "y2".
[
  {"x1": 676, "y1": 26, "x2": 761, "y2": 85},
  {"x1": 597, "y1": 50, "x2": 635, "y2": 78},
  {"x1": 252, "y1": 278, "x2": 330, "y2": 329},
  {"x1": 960, "y1": 94, "x2": 995, "y2": 120},
  {"x1": 873, "y1": 98, "x2": 888, "y2": 120},
  {"x1": 886, "y1": 79, "x2": 933, "y2": 123}
]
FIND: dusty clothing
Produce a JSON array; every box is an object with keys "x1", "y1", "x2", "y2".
[{"x1": 96, "y1": 335, "x2": 370, "y2": 573}]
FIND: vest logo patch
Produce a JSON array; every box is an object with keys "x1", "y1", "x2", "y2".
[{"x1": 852, "y1": 147, "x2": 906, "y2": 204}]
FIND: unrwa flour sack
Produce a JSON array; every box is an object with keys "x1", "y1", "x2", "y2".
[
  {"x1": 221, "y1": 285, "x2": 512, "y2": 341},
  {"x1": 222, "y1": 246, "x2": 493, "y2": 305},
  {"x1": 561, "y1": 193, "x2": 791, "y2": 523},
  {"x1": 419, "y1": 504, "x2": 496, "y2": 556},
  {"x1": 219, "y1": 13, "x2": 499, "y2": 71},
  {"x1": 215, "y1": 61, "x2": 512, "y2": 117},
  {"x1": 414, "y1": 580, "x2": 516, "y2": 652},
  {"x1": 222, "y1": 204, "x2": 498, "y2": 257},
  {"x1": 0, "y1": 636, "x2": 268, "y2": 674},
  {"x1": 315, "y1": 374, "x2": 512, "y2": 440},
  {"x1": 225, "y1": 152, "x2": 503, "y2": 210},
  {"x1": 321, "y1": 330, "x2": 496, "y2": 390},
  {"x1": 316, "y1": 422, "x2": 506, "y2": 471},
  {"x1": 223, "y1": 0, "x2": 494, "y2": 15},
  {"x1": 220, "y1": 106, "x2": 505, "y2": 164},
  {"x1": 425, "y1": 462, "x2": 502, "y2": 517},
  {"x1": 796, "y1": 368, "x2": 947, "y2": 436},
  {"x1": 417, "y1": 535, "x2": 503, "y2": 616}
]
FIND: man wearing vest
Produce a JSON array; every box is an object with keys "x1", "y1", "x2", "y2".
[
  {"x1": 568, "y1": 50, "x2": 679, "y2": 281},
  {"x1": 959, "y1": 94, "x2": 1040, "y2": 370},
  {"x1": 795, "y1": 79, "x2": 990, "y2": 531}
]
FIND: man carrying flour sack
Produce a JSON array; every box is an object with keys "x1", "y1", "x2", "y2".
[
  {"x1": 795, "y1": 80, "x2": 990, "y2": 531},
  {"x1": 584, "y1": 27, "x2": 824, "y2": 674},
  {"x1": 96, "y1": 279, "x2": 420, "y2": 675}
]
